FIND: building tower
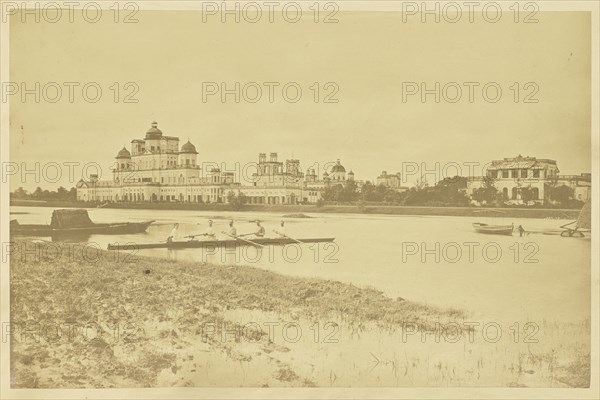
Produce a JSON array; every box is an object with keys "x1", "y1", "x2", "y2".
[{"x1": 178, "y1": 140, "x2": 198, "y2": 167}]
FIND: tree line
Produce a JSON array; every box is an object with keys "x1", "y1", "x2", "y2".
[
  {"x1": 11, "y1": 186, "x2": 77, "y2": 201},
  {"x1": 321, "y1": 176, "x2": 470, "y2": 206},
  {"x1": 322, "y1": 176, "x2": 584, "y2": 208}
]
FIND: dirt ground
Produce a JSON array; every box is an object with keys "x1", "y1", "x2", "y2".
[{"x1": 9, "y1": 239, "x2": 590, "y2": 388}]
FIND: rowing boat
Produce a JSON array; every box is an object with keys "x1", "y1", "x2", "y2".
[
  {"x1": 472, "y1": 222, "x2": 514, "y2": 236},
  {"x1": 107, "y1": 237, "x2": 335, "y2": 250},
  {"x1": 10, "y1": 209, "x2": 154, "y2": 237},
  {"x1": 472, "y1": 209, "x2": 513, "y2": 236},
  {"x1": 12, "y1": 221, "x2": 155, "y2": 237}
]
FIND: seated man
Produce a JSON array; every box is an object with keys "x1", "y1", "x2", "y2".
[
  {"x1": 167, "y1": 223, "x2": 179, "y2": 243},
  {"x1": 188, "y1": 220, "x2": 216, "y2": 241},
  {"x1": 274, "y1": 220, "x2": 286, "y2": 237},
  {"x1": 252, "y1": 220, "x2": 265, "y2": 238},
  {"x1": 204, "y1": 220, "x2": 216, "y2": 240},
  {"x1": 227, "y1": 220, "x2": 237, "y2": 238}
]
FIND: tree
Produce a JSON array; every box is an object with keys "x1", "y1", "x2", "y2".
[
  {"x1": 471, "y1": 176, "x2": 498, "y2": 204},
  {"x1": 519, "y1": 186, "x2": 537, "y2": 204},
  {"x1": 342, "y1": 181, "x2": 359, "y2": 202},
  {"x1": 12, "y1": 187, "x2": 28, "y2": 199},
  {"x1": 546, "y1": 184, "x2": 573, "y2": 206},
  {"x1": 32, "y1": 187, "x2": 43, "y2": 199},
  {"x1": 56, "y1": 186, "x2": 69, "y2": 199},
  {"x1": 323, "y1": 184, "x2": 344, "y2": 202},
  {"x1": 432, "y1": 176, "x2": 469, "y2": 206},
  {"x1": 227, "y1": 191, "x2": 245, "y2": 210}
]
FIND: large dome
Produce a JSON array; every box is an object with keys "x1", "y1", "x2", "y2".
[
  {"x1": 116, "y1": 147, "x2": 131, "y2": 158},
  {"x1": 331, "y1": 159, "x2": 346, "y2": 173},
  {"x1": 145, "y1": 121, "x2": 163, "y2": 139},
  {"x1": 180, "y1": 140, "x2": 198, "y2": 154}
]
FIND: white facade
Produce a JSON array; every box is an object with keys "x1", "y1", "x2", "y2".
[
  {"x1": 466, "y1": 155, "x2": 590, "y2": 205},
  {"x1": 77, "y1": 123, "x2": 359, "y2": 205}
]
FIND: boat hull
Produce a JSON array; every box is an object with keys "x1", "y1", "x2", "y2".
[
  {"x1": 107, "y1": 237, "x2": 336, "y2": 250},
  {"x1": 472, "y1": 223, "x2": 513, "y2": 236},
  {"x1": 11, "y1": 221, "x2": 154, "y2": 237}
]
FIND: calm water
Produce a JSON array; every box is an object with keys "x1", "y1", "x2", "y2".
[{"x1": 10, "y1": 206, "x2": 591, "y2": 324}]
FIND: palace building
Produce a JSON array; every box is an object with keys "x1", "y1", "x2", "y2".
[
  {"x1": 376, "y1": 171, "x2": 409, "y2": 193},
  {"x1": 466, "y1": 155, "x2": 591, "y2": 205},
  {"x1": 76, "y1": 122, "x2": 359, "y2": 205}
]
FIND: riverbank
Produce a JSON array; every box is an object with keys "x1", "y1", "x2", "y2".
[
  {"x1": 10, "y1": 200, "x2": 581, "y2": 219},
  {"x1": 10, "y1": 239, "x2": 590, "y2": 388}
]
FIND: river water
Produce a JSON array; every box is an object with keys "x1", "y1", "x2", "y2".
[{"x1": 10, "y1": 206, "x2": 591, "y2": 324}]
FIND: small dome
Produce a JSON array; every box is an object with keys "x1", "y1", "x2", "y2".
[
  {"x1": 180, "y1": 140, "x2": 198, "y2": 154},
  {"x1": 348, "y1": 170, "x2": 354, "y2": 175},
  {"x1": 116, "y1": 147, "x2": 131, "y2": 158},
  {"x1": 145, "y1": 121, "x2": 163, "y2": 139},
  {"x1": 331, "y1": 159, "x2": 346, "y2": 173}
]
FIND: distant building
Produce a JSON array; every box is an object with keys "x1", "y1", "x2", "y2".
[
  {"x1": 241, "y1": 152, "x2": 305, "y2": 204},
  {"x1": 466, "y1": 155, "x2": 590, "y2": 205},
  {"x1": 76, "y1": 122, "x2": 361, "y2": 205},
  {"x1": 77, "y1": 122, "x2": 238, "y2": 203},
  {"x1": 329, "y1": 159, "x2": 346, "y2": 181},
  {"x1": 376, "y1": 171, "x2": 409, "y2": 193},
  {"x1": 323, "y1": 159, "x2": 363, "y2": 189}
]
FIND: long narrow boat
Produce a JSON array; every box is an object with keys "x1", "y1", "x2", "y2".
[
  {"x1": 11, "y1": 209, "x2": 154, "y2": 237},
  {"x1": 472, "y1": 222, "x2": 514, "y2": 236},
  {"x1": 12, "y1": 221, "x2": 154, "y2": 237},
  {"x1": 107, "y1": 237, "x2": 336, "y2": 250}
]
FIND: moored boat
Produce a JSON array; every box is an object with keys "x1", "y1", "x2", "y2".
[
  {"x1": 472, "y1": 222, "x2": 514, "y2": 236},
  {"x1": 107, "y1": 237, "x2": 336, "y2": 250},
  {"x1": 472, "y1": 209, "x2": 514, "y2": 236},
  {"x1": 10, "y1": 209, "x2": 154, "y2": 237}
]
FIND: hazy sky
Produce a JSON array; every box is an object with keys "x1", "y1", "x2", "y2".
[{"x1": 9, "y1": 10, "x2": 591, "y2": 191}]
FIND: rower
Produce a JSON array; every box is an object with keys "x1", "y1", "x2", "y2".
[
  {"x1": 167, "y1": 223, "x2": 179, "y2": 243},
  {"x1": 274, "y1": 220, "x2": 286, "y2": 237},
  {"x1": 243, "y1": 220, "x2": 265, "y2": 239},
  {"x1": 187, "y1": 219, "x2": 216, "y2": 240},
  {"x1": 204, "y1": 220, "x2": 216, "y2": 239},
  {"x1": 227, "y1": 220, "x2": 237, "y2": 238},
  {"x1": 254, "y1": 221, "x2": 266, "y2": 238}
]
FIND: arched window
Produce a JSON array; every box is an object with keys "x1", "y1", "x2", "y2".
[
  {"x1": 502, "y1": 187, "x2": 508, "y2": 199},
  {"x1": 532, "y1": 187, "x2": 539, "y2": 200}
]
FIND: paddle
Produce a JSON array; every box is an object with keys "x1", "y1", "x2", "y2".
[
  {"x1": 272, "y1": 230, "x2": 304, "y2": 244},
  {"x1": 184, "y1": 233, "x2": 208, "y2": 239},
  {"x1": 221, "y1": 231, "x2": 265, "y2": 248}
]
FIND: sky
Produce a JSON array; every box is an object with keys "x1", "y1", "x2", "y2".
[{"x1": 8, "y1": 9, "x2": 592, "y2": 191}]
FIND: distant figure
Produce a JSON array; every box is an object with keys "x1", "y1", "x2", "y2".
[
  {"x1": 228, "y1": 220, "x2": 237, "y2": 237},
  {"x1": 167, "y1": 223, "x2": 179, "y2": 243},
  {"x1": 204, "y1": 220, "x2": 216, "y2": 239},
  {"x1": 518, "y1": 225, "x2": 526, "y2": 237},
  {"x1": 274, "y1": 221, "x2": 286, "y2": 237}
]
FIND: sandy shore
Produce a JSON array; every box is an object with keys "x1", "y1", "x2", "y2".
[{"x1": 10, "y1": 239, "x2": 590, "y2": 388}]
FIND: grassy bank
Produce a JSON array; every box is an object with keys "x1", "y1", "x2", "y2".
[
  {"x1": 10, "y1": 239, "x2": 590, "y2": 388},
  {"x1": 11, "y1": 199, "x2": 581, "y2": 219},
  {"x1": 10, "y1": 239, "x2": 463, "y2": 388}
]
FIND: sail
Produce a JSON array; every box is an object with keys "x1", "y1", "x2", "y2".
[{"x1": 575, "y1": 199, "x2": 591, "y2": 230}]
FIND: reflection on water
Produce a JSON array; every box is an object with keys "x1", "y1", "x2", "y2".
[{"x1": 10, "y1": 206, "x2": 591, "y2": 324}]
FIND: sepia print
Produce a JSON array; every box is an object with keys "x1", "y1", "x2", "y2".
[{"x1": 0, "y1": 1, "x2": 598, "y2": 399}]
